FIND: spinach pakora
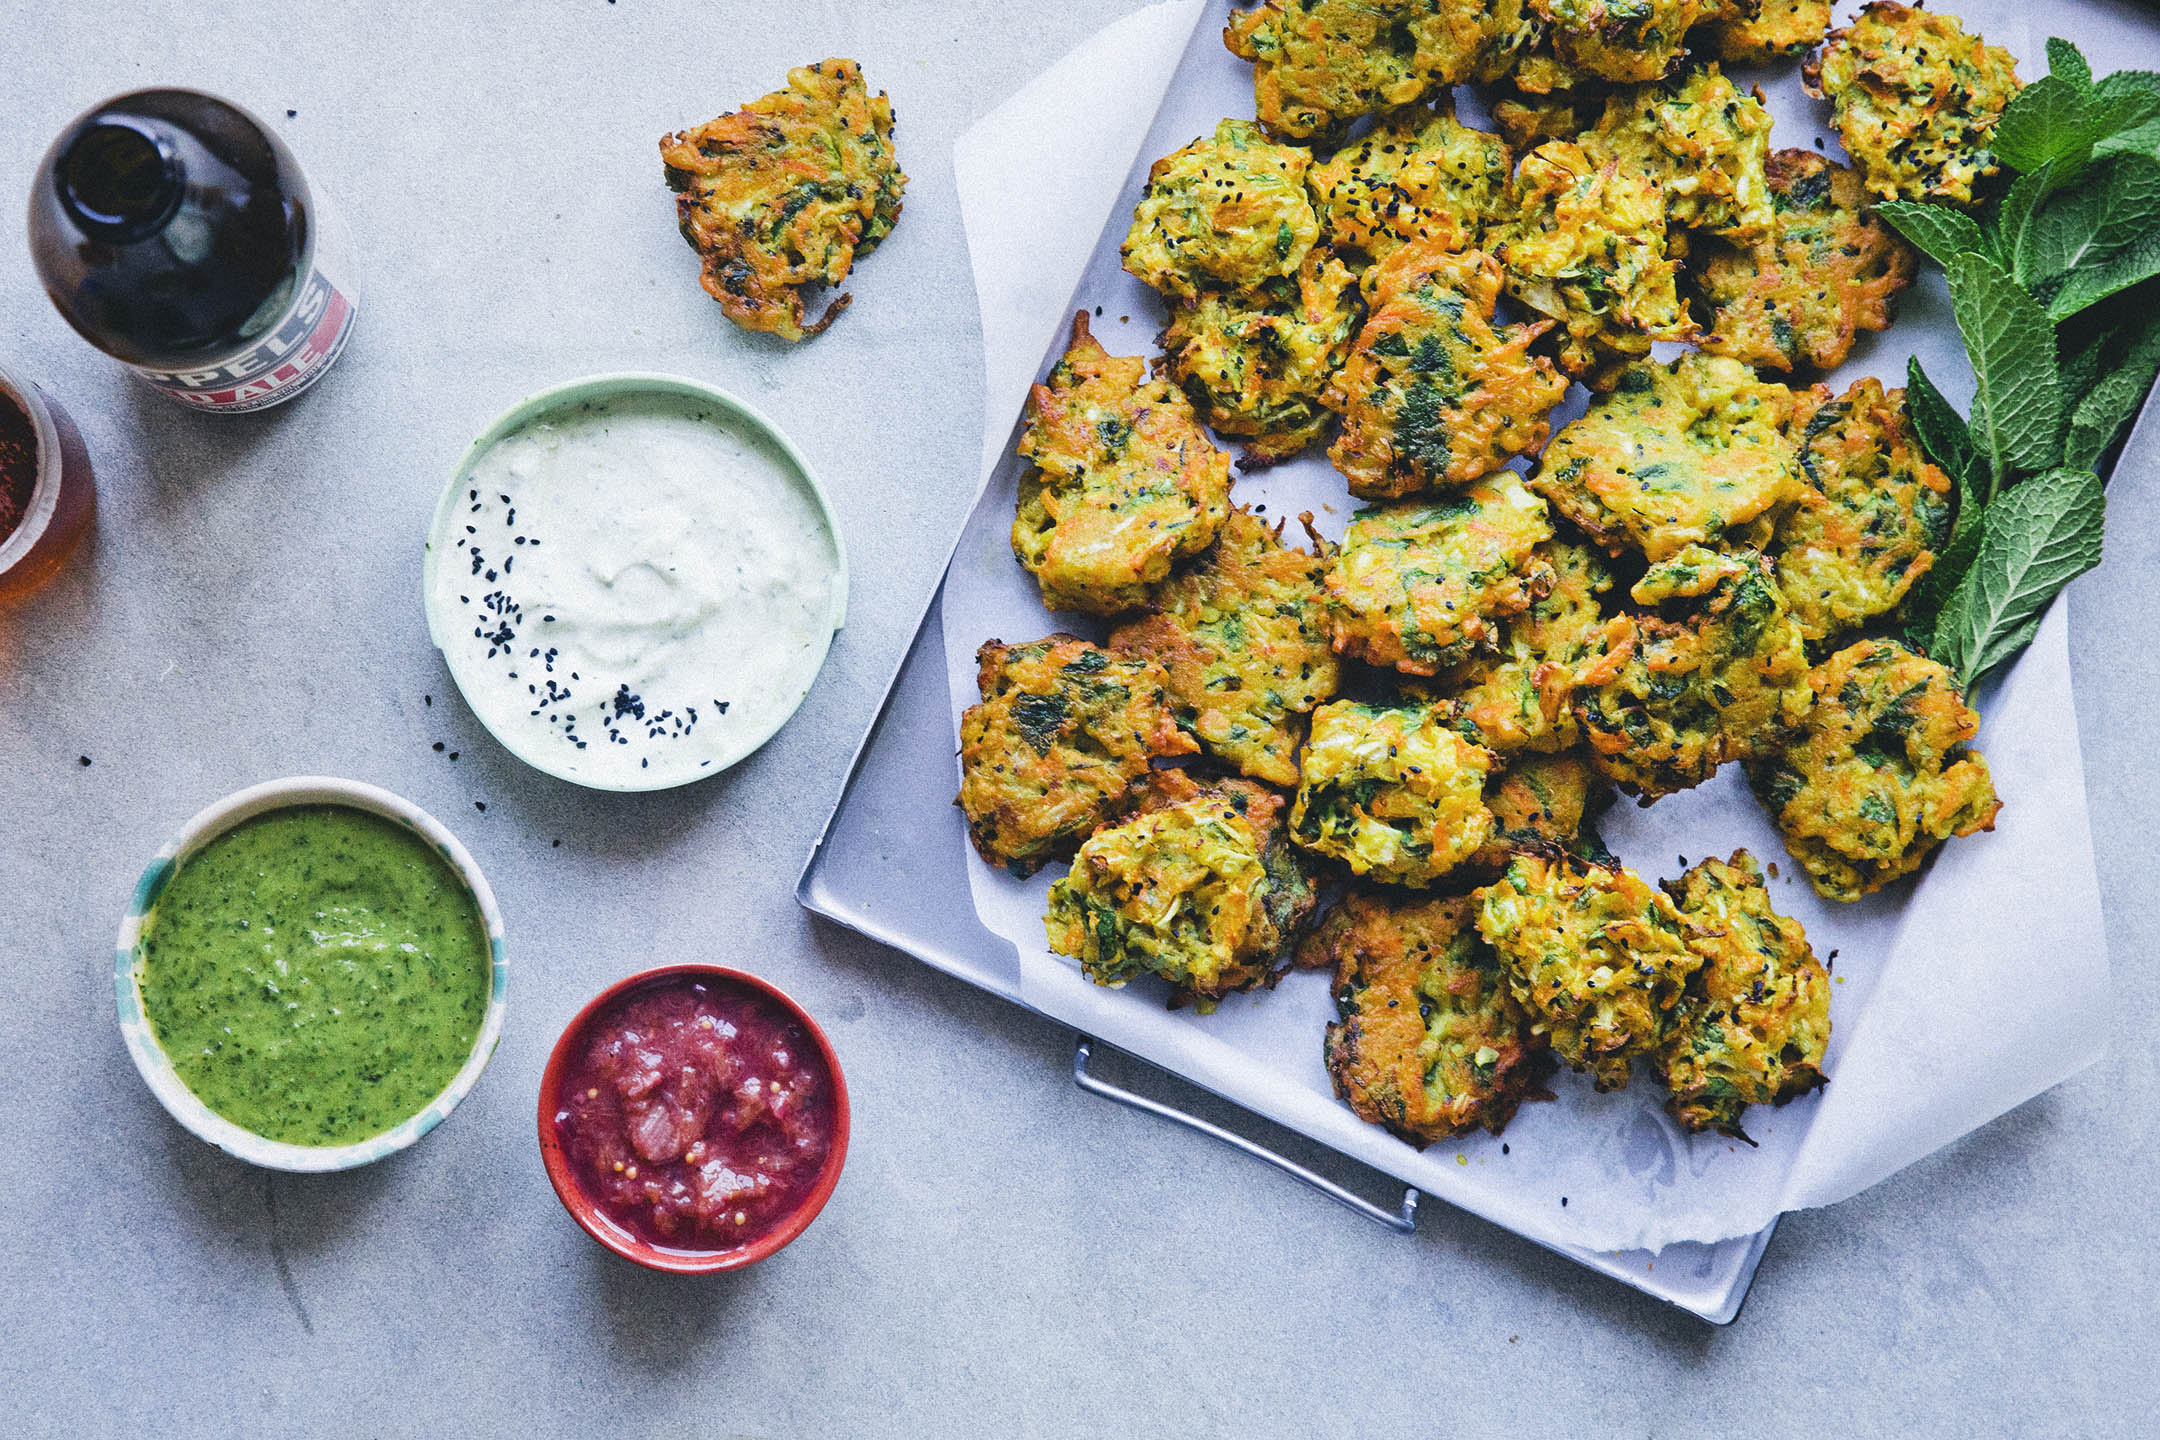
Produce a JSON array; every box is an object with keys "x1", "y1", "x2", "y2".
[
  {"x1": 1747, "y1": 638, "x2": 2001, "y2": 900},
  {"x1": 1476, "y1": 852, "x2": 1702, "y2": 1091},
  {"x1": 1470, "y1": 747, "x2": 1609, "y2": 874},
  {"x1": 1694, "y1": 150, "x2": 1919, "y2": 374},
  {"x1": 1014, "y1": 313, "x2": 1232, "y2": 615},
  {"x1": 1307, "y1": 892, "x2": 1547, "y2": 1144},
  {"x1": 1531, "y1": 353, "x2": 1803, "y2": 560},
  {"x1": 660, "y1": 59, "x2": 906, "y2": 341},
  {"x1": 1109, "y1": 508, "x2": 1341, "y2": 787},
  {"x1": 1536, "y1": 0, "x2": 1719, "y2": 84},
  {"x1": 1591, "y1": 65, "x2": 1774, "y2": 242},
  {"x1": 1122, "y1": 120, "x2": 1318, "y2": 300},
  {"x1": 1775, "y1": 377, "x2": 1952, "y2": 645},
  {"x1": 1324, "y1": 242, "x2": 1570, "y2": 499},
  {"x1": 1699, "y1": 0, "x2": 1833, "y2": 66},
  {"x1": 1291, "y1": 700, "x2": 1497, "y2": 886},
  {"x1": 957, "y1": 635, "x2": 1197, "y2": 877},
  {"x1": 1322, "y1": 472, "x2": 1556, "y2": 675},
  {"x1": 1434, "y1": 537, "x2": 1619, "y2": 755},
  {"x1": 1309, "y1": 102, "x2": 1513, "y2": 266},
  {"x1": 1804, "y1": 1, "x2": 2022, "y2": 208},
  {"x1": 1575, "y1": 544, "x2": 1811, "y2": 797},
  {"x1": 1659, "y1": 850, "x2": 1831, "y2": 1138},
  {"x1": 1045, "y1": 769, "x2": 1316, "y2": 1008}
]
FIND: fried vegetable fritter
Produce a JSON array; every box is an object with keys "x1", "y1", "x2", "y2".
[
  {"x1": 1658, "y1": 850, "x2": 1830, "y2": 1137},
  {"x1": 1108, "y1": 509, "x2": 1342, "y2": 787},
  {"x1": 1324, "y1": 243, "x2": 1571, "y2": 500},
  {"x1": 957, "y1": 635, "x2": 1198, "y2": 877},
  {"x1": 1536, "y1": 0, "x2": 1719, "y2": 84},
  {"x1": 1307, "y1": 892, "x2": 1545, "y2": 1143},
  {"x1": 1225, "y1": 0, "x2": 1526, "y2": 143},
  {"x1": 1309, "y1": 102, "x2": 1513, "y2": 266},
  {"x1": 1490, "y1": 86, "x2": 1606, "y2": 153},
  {"x1": 1776, "y1": 378, "x2": 1952, "y2": 645},
  {"x1": 1435, "y1": 538, "x2": 1619, "y2": 755},
  {"x1": 1475, "y1": 852, "x2": 1702, "y2": 1091},
  {"x1": 1591, "y1": 66, "x2": 1773, "y2": 241},
  {"x1": 1044, "y1": 770, "x2": 1316, "y2": 1008},
  {"x1": 1804, "y1": 1, "x2": 2021, "y2": 208},
  {"x1": 660, "y1": 59, "x2": 906, "y2": 341},
  {"x1": 1013, "y1": 313, "x2": 1232, "y2": 615},
  {"x1": 1122, "y1": 120, "x2": 1319, "y2": 300},
  {"x1": 1694, "y1": 150, "x2": 1919, "y2": 374},
  {"x1": 1291, "y1": 701, "x2": 1497, "y2": 886},
  {"x1": 1159, "y1": 252, "x2": 1362, "y2": 467},
  {"x1": 1532, "y1": 353, "x2": 1803, "y2": 560},
  {"x1": 1576, "y1": 545, "x2": 1811, "y2": 797},
  {"x1": 1699, "y1": 0, "x2": 1833, "y2": 65},
  {"x1": 1496, "y1": 140, "x2": 1692, "y2": 386},
  {"x1": 1470, "y1": 747, "x2": 1608, "y2": 873},
  {"x1": 1322, "y1": 473, "x2": 1556, "y2": 675},
  {"x1": 1746, "y1": 638, "x2": 2001, "y2": 900}
]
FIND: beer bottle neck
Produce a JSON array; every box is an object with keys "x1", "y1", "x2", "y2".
[{"x1": 58, "y1": 120, "x2": 184, "y2": 244}]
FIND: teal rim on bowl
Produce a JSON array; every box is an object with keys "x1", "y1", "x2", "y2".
[
  {"x1": 421, "y1": 373, "x2": 849, "y2": 792},
  {"x1": 115, "y1": 776, "x2": 509, "y2": 1173}
]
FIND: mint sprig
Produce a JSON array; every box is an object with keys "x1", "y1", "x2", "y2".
[{"x1": 1880, "y1": 38, "x2": 2160, "y2": 691}]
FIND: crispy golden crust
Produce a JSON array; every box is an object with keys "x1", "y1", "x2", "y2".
[
  {"x1": 1535, "y1": 0, "x2": 1717, "y2": 84},
  {"x1": 1695, "y1": 150, "x2": 1919, "y2": 374},
  {"x1": 1700, "y1": 0, "x2": 1832, "y2": 65},
  {"x1": 1044, "y1": 770, "x2": 1315, "y2": 1008},
  {"x1": 1575, "y1": 545, "x2": 1811, "y2": 797},
  {"x1": 1013, "y1": 314, "x2": 1232, "y2": 616},
  {"x1": 1324, "y1": 244, "x2": 1570, "y2": 499},
  {"x1": 1224, "y1": 0, "x2": 1528, "y2": 143},
  {"x1": 1658, "y1": 850, "x2": 1830, "y2": 1137},
  {"x1": 1490, "y1": 86, "x2": 1606, "y2": 152},
  {"x1": 1307, "y1": 892, "x2": 1546, "y2": 1143},
  {"x1": 1804, "y1": 1, "x2": 2022, "y2": 207},
  {"x1": 1291, "y1": 701, "x2": 1497, "y2": 886},
  {"x1": 1322, "y1": 474, "x2": 1556, "y2": 675},
  {"x1": 1122, "y1": 120, "x2": 1318, "y2": 300},
  {"x1": 1434, "y1": 538, "x2": 1618, "y2": 754},
  {"x1": 957, "y1": 636, "x2": 1198, "y2": 877},
  {"x1": 1309, "y1": 102, "x2": 1514, "y2": 266},
  {"x1": 1591, "y1": 66, "x2": 1774, "y2": 241},
  {"x1": 1775, "y1": 378, "x2": 1953, "y2": 644},
  {"x1": 1108, "y1": 510, "x2": 1342, "y2": 787},
  {"x1": 1746, "y1": 639, "x2": 2001, "y2": 900},
  {"x1": 660, "y1": 59, "x2": 906, "y2": 342},
  {"x1": 1475, "y1": 852, "x2": 1702, "y2": 1090},
  {"x1": 1532, "y1": 353, "x2": 1803, "y2": 561},
  {"x1": 1159, "y1": 252, "x2": 1362, "y2": 467},
  {"x1": 1469, "y1": 747, "x2": 1607, "y2": 874},
  {"x1": 1496, "y1": 140, "x2": 1693, "y2": 387}
]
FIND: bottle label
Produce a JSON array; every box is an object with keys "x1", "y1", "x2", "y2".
[{"x1": 133, "y1": 263, "x2": 358, "y2": 413}]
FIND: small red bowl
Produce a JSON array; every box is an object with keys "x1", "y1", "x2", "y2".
[{"x1": 537, "y1": 964, "x2": 849, "y2": 1273}]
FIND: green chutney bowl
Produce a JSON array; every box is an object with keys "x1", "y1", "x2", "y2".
[{"x1": 115, "y1": 776, "x2": 509, "y2": 1172}]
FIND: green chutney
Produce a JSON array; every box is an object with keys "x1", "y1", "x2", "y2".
[{"x1": 138, "y1": 804, "x2": 492, "y2": 1147}]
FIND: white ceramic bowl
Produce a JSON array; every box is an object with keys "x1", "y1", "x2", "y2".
[
  {"x1": 421, "y1": 373, "x2": 848, "y2": 792},
  {"x1": 115, "y1": 777, "x2": 509, "y2": 1172}
]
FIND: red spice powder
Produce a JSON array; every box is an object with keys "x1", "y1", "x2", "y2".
[{"x1": 0, "y1": 391, "x2": 37, "y2": 547}]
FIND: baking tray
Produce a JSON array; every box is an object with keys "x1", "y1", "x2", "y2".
[{"x1": 799, "y1": 580, "x2": 1776, "y2": 1322}]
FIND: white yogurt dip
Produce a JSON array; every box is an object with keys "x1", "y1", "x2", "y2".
[{"x1": 427, "y1": 388, "x2": 843, "y2": 788}]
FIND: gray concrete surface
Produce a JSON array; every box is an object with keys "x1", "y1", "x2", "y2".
[{"x1": 0, "y1": 2, "x2": 2153, "y2": 1435}]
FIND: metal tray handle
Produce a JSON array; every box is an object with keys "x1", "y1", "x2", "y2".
[{"x1": 1073, "y1": 1038, "x2": 1419, "y2": 1234}]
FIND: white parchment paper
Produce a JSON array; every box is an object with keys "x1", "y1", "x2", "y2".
[{"x1": 942, "y1": 1, "x2": 2110, "y2": 1254}]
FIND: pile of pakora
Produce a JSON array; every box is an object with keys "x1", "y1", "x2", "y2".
[
  {"x1": 951, "y1": 0, "x2": 2028, "y2": 1148},
  {"x1": 660, "y1": 59, "x2": 906, "y2": 341}
]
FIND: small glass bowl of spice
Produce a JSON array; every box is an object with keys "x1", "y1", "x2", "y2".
[
  {"x1": 0, "y1": 358, "x2": 95, "y2": 601},
  {"x1": 539, "y1": 965, "x2": 849, "y2": 1273}
]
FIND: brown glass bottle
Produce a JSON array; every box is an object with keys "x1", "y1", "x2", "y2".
[{"x1": 28, "y1": 89, "x2": 357, "y2": 413}]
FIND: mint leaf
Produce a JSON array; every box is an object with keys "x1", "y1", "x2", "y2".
[
  {"x1": 2063, "y1": 368, "x2": 2156, "y2": 469},
  {"x1": 1903, "y1": 512, "x2": 1986, "y2": 647},
  {"x1": 1905, "y1": 354, "x2": 1980, "y2": 503},
  {"x1": 1930, "y1": 468, "x2": 2106, "y2": 689},
  {"x1": 2094, "y1": 115, "x2": 2160, "y2": 163},
  {"x1": 1945, "y1": 252, "x2": 2063, "y2": 480},
  {"x1": 2021, "y1": 155, "x2": 2160, "y2": 318},
  {"x1": 1878, "y1": 201, "x2": 1991, "y2": 268},
  {"x1": 2047, "y1": 37, "x2": 2093, "y2": 92},
  {"x1": 1996, "y1": 75, "x2": 2094, "y2": 172}
]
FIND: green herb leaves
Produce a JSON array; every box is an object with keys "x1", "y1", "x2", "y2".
[
  {"x1": 1929, "y1": 469, "x2": 2106, "y2": 689},
  {"x1": 1889, "y1": 38, "x2": 2153, "y2": 691}
]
